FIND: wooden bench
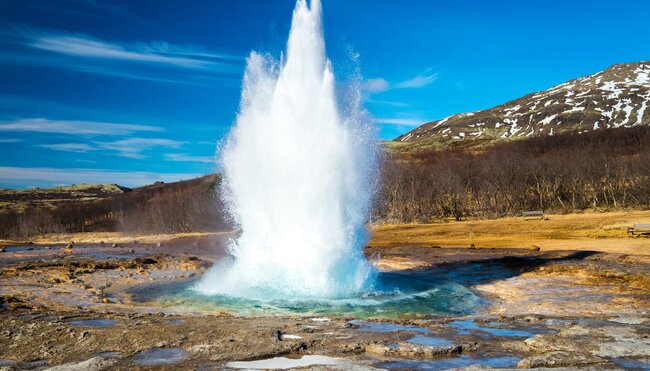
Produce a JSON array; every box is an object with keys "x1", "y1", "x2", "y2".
[
  {"x1": 523, "y1": 210, "x2": 545, "y2": 220},
  {"x1": 627, "y1": 223, "x2": 650, "y2": 237}
]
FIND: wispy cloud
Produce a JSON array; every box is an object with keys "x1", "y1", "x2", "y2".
[
  {"x1": 39, "y1": 143, "x2": 97, "y2": 153},
  {"x1": 95, "y1": 138, "x2": 184, "y2": 159},
  {"x1": 395, "y1": 70, "x2": 438, "y2": 89},
  {"x1": 363, "y1": 78, "x2": 390, "y2": 93},
  {"x1": 363, "y1": 69, "x2": 438, "y2": 93},
  {"x1": 0, "y1": 118, "x2": 163, "y2": 136},
  {"x1": 38, "y1": 140, "x2": 177, "y2": 158},
  {"x1": 0, "y1": 138, "x2": 21, "y2": 143},
  {"x1": 1, "y1": 26, "x2": 243, "y2": 84},
  {"x1": 367, "y1": 99, "x2": 411, "y2": 108},
  {"x1": 376, "y1": 118, "x2": 424, "y2": 127},
  {"x1": 164, "y1": 153, "x2": 214, "y2": 163},
  {"x1": 0, "y1": 166, "x2": 201, "y2": 188},
  {"x1": 31, "y1": 35, "x2": 220, "y2": 70}
]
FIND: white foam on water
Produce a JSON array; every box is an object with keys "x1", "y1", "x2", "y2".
[{"x1": 197, "y1": 0, "x2": 378, "y2": 299}]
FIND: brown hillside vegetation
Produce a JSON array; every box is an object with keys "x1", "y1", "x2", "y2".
[
  {"x1": 376, "y1": 126, "x2": 650, "y2": 222},
  {"x1": 0, "y1": 175, "x2": 230, "y2": 238}
]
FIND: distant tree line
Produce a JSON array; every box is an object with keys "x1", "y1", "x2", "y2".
[
  {"x1": 0, "y1": 175, "x2": 230, "y2": 238},
  {"x1": 374, "y1": 126, "x2": 650, "y2": 222},
  {"x1": 2, "y1": 127, "x2": 650, "y2": 238}
]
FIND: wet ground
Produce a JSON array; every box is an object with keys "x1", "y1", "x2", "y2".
[{"x1": 0, "y1": 237, "x2": 649, "y2": 370}]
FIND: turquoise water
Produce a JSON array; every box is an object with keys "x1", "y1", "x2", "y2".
[{"x1": 135, "y1": 272, "x2": 482, "y2": 319}]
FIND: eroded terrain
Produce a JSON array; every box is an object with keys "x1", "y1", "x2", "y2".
[{"x1": 1, "y1": 236, "x2": 649, "y2": 370}]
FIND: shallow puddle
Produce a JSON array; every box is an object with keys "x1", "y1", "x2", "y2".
[
  {"x1": 377, "y1": 354, "x2": 521, "y2": 369},
  {"x1": 610, "y1": 357, "x2": 650, "y2": 370},
  {"x1": 449, "y1": 319, "x2": 533, "y2": 338},
  {"x1": 130, "y1": 347, "x2": 189, "y2": 366},
  {"x1": 226, "y1": 355, "x2": 346, "y2": 369},
  {"x1": 407, "y1": 334, "x2": 452, "y2": 347},
  {"x1": 68, "y1": 319, "x2": 117, "y2": 328},
  {"x1": 0, "y1": 359, "x2": 17, "y2": 367},
  {"x1": 349, "y1": 319, "x2": 431, "y2": 333}
]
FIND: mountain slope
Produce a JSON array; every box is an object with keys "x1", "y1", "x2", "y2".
[{"x1": 395, "y1": 61, "x2": 650, "y2": 145}]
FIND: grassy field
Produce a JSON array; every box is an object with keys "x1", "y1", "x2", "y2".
[{"x1": 370, "y1": 210, "x2": 650, "y2": 255}]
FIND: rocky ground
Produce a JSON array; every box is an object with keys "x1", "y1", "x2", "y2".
[{"x1": 0, "y1": 236, "x2": 649, "y2": 370}]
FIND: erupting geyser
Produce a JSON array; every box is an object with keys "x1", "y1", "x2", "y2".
[{"x1": 197, "y1": 0, "x2": 379, "y2": 299}]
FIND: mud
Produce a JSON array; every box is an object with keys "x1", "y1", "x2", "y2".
[{"x1": 0, "y1": 237, "x2": 648, "y2": 370}]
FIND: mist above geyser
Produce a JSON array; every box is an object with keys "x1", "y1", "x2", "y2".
[{"x1": 197, "y1": 0, "x2": 379, "y2": 299}]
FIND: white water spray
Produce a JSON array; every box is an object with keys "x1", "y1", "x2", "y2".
[{"x1": 197, "y1": 0, "x2": 378, "y2": 299}]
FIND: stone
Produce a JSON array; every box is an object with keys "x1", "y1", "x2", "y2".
[
  {"x1": 43, "y1": 356, "x2": 116, "y2": 371},
  {"x1": 523, "y1": 334, "x2": 584, "y2": 353},
  {"x1": 517, "y1": 351, "x2": 607, "y2": 368}
]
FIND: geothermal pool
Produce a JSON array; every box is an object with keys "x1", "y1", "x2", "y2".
[{"x1": 134, "y1": 271, "x2": 482, "y2": 319}]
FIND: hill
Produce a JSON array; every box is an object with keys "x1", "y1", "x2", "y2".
[
  {"x1": 0, "y1": 184, "x2": 131, "y2": 212},
  {"x1": 395, "y1": 61, "x2": 650, "y2": 150},
  {"x1": 0, "y1": 175, "x2": 229, "y2": 238}
]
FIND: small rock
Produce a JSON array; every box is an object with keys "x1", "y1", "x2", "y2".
[
  {"x1": 517, "y1": 351, "x2": 606, "y2": 368},
  {"x1": 44, "y1": 356, "x2": 116, "y2": 371},
  {"x1": 529, "y1": 245, "x2": 541, "y2": 251},
  {"x1": 468, "y1": 243, "x2": 476, "y2": 249},
  {"x1": 102, "y1": 298, "x2": 111, "y2": 304},
  {"x1": 339, "y1": 343, "x2": 365, "y2": 354},
  {"x1": 112, "y1": 243, "x2": 118, "y2": 248}
]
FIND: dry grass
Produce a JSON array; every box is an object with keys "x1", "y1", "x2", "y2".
[
  {"x1": 3, "y1": 210, "x2": 649, "y2": 255},
  {"x1": 0, "y1": 231, "x2": 233, "y2": 247},
  {"x1": 370, "y1": 210, "x2": 650, "y2": 255}
]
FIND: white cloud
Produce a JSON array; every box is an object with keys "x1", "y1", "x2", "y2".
[
  {"x1": 0, "y1": 118, "x2": 163, "y2": 136},
  {"x1": 39, "y1": 138, "x2": 187, "y2": 159},
  {"x1": 0, "y1": 138, "x2": 21, "y2": 143},
  {"x1": 1, "y1": 27, "x2": 243, "y2": 84},
  {"x1": 367, "y1": 99, "x2": 411, "y2": 108},
  {"x1": 0, "y1": 166, "x2": 200, "y2": 188},
  {"x1": 376, "y1": 118, "x2": 424, "y2": 127},
  {"x1": 95, "y1": 138, "x2": 184, "y2": 159},
  {"x1": 363, "y1": 78, "x2": 390, "y2": 93},
  {"x1": 29, "y1": 33, "x2": 239, "y2": 70},
  {"x1": 39, "y1": 143, "x2": 97, "y2": 153},
  {"x1": 395, "y1": 70, "x2": 438, "y2": 89},
  {"x1": 364, "y1": 69, "x2": 438, "y2": 93},
  {"x1": 164, "y1": 153, "x2": 214, "y2": 163}
]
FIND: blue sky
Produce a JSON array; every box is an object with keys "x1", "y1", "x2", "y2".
[{"x1": 1, "y1": 0, "x2": 649, "y2": 188}]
